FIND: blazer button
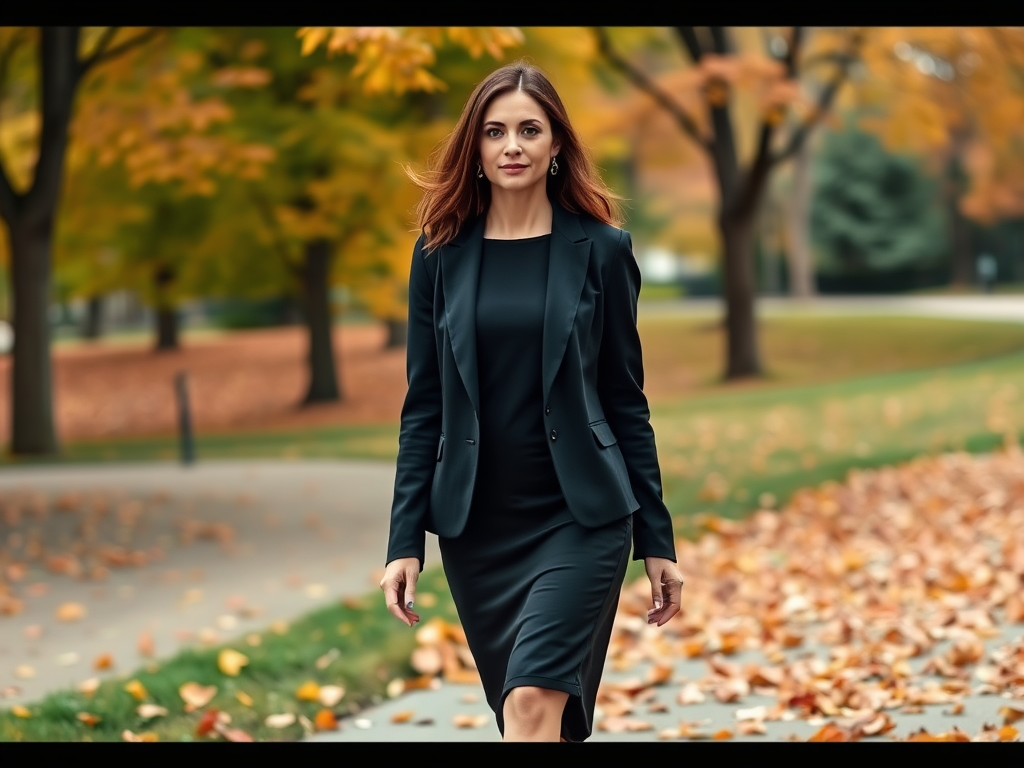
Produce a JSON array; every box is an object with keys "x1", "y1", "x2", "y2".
[
  {"x1": 545, "y1": 407, "x2": 550, "y2": 414},
  {"x1": 466, "y1": 439, "x2": 476, "y2": 445},
  {"x1": 550, "y1": 429, "x2": 557, "y2": 441}
]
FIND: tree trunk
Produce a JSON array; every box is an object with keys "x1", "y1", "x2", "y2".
[
  {"x1": 719, "y1": 212, "x2": 762, "y2": 379},
  {"x1": 384, "y1": 318, "x2": 407, "y2": 349},
  {"x1": 784, "y1": 134, "x2": 818, "y2": 298},
  {"x1": 946, "y1": 137, "x2": 974, "y2": 287},
  {"x1": 81, "y1": 295, "x2": 103, "y2": 340},
  {"x1": 9, "y1": 220, "x2": 57, "y2": 454},
  {"x1": 301, "y1": 239, "x2": 341, "y2": 403},
  {"x1": 5, "y1": 28, "x2": 82, "y2": 456},
  {"x1": 153, "y1": 264, "x2": 179, "y2": 351}
]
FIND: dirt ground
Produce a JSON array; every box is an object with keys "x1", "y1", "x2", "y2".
[{"x1": 0, "y1": 325, "x2": 412, "y2": 442}]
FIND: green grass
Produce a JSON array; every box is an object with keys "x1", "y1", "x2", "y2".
[{"x1": 3, "y1": 314, "x2": 1024, "y2": 740}]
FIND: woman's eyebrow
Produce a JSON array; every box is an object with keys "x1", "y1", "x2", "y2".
[{"x1": 482, "y1": 118, "x2": 544, "y2": 127}]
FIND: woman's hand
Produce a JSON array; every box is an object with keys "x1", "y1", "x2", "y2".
[
  {"x1": 644, "y1": 557, "x2": 683, "y2": 627},
  {"x1": 380, "y1": 557, "x2": 422, "y2": 627}
]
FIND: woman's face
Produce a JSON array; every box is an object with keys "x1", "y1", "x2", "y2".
[{"x1": 478, "y1": 89, "x2": 560, "y2": 194}]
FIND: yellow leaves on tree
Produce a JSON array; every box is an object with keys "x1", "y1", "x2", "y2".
[{"x1": 296, "y1": 27, "x2": 523, "y2": 96}]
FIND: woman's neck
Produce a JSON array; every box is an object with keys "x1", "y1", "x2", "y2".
[{"x1": 483, "y1": 186, "x2": 553, "y2": 240}]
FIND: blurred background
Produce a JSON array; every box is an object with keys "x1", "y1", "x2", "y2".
[{"x1": 1, "y1": 27, "x2": 1023, "y2": 742}]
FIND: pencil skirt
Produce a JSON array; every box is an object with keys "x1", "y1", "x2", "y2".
[{"x1": 438, "y1": 504, "x2": 632, "y2": 741}]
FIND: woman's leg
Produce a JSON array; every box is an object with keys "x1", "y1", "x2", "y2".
[{"x1": 502, "y1": 686, "x2": 569, "y2": 742}]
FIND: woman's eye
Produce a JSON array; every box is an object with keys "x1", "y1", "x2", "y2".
[
  {"x1": 523, "y1": 127, "x2": 538, "y2": 136},
  {"x1": 487, "y1": 128, "x2": 502, "y2": 138}
]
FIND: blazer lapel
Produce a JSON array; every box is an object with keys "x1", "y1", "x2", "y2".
[
  {"x1": 440, "y1": 216, "x2": 484, "y2": 415},
  {"x1": 542, "y1": 204, "x2": 592, "y2": 404}
]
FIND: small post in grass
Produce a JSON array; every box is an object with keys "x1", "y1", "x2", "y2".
[{"x1": 175, "y1": 371, "x2": 195, "y2": 465}]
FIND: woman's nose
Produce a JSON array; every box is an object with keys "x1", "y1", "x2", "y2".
[{"x1": 504, "y1": 139, "x2": 521, "y2": 155}]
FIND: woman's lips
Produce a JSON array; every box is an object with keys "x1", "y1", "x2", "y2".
[{"x1": 500, "y1": 165, "x2": 526, "y2": 174}]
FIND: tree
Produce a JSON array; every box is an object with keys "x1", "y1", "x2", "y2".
[
  {"x1": 594, "y1": 26, "x2": 863, "y2": 379},
  {"x1": 849, "y1": 28, "x2": 1024, "y2": 286},
  {"x1": 0, "y1": 27, "x2": 170, "y2": 455},
  {"x1": 810, "y1": 121, "x2": 948, "y2": 279}
]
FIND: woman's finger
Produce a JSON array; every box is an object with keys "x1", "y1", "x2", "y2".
[{"x1": 383, "y1": 579, "x2": 413, "y2": 626}]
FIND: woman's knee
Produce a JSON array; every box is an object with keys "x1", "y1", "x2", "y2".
[{"x1": 505, "y1": 686, "x2": 566, "y2": 723}]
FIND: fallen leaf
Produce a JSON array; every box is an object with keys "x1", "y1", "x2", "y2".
[
  {"x1": 79, "y1": 678, "x2": 100, "y2": 697},
  {"x1": 217, "y1": 648, "x2": 249, "y2": 677},
  {"x1": 196, "y1": 709, "x2": 219, "y2": 737},
  {"x1": 265, "y1": 713, "x2": 296, "y2": 728},
  {"x1": 12, "y1": 705, "x2": 31, "y2": 718},
  {"x1": 137, "y1": 704, "x2": 168, "y2": 720},
  {"x1": 296, "y1": 681, "x2": 320, "y2": 702},
  {"x1": 998, "y1": 725, "x2": 1019, "y2": 741},
  {"x1": 318, "y1": 685, "x2": 345, "y2": 707},
  {"x1": 352, "y1": 718, "x2": 371, "y2": 729},
  {"x1": 270, "y1": 620, "x2": 288, "y2": 635},
  {"x1": 314, "y1": 709, "x2": 338, "y2": 731},
  {"x1": 678, "y1": 682, "x2": 706, "y2": 704},
  {"x1": 738, "y1": 720, "x2": 768, "y2": 735},
  {"x1": 391, "y1": 711, "x2": 415, "y2": 724},
  {"x1": 124, "y1": 679, "x2": 149, "y2": 701},
  {"x1": 14, "y1": 665, "x2": 35, "y2": 680},
  {"x1": 944, "y1": 701, "x2": 965, "y2": 716},
  {"x1": 1001, "y1": 706, "x2": 1024, "y2": 725},
  {"x1": 453, "y1": 714, "x2": 490, "y2": 728},
  {"x1": 93, "y1": 654, "x2": 114, "y2": 670},
  {"x1": 645, "y1": 662, "x2": 674, "y2": 686},
  {"x1": 411, "y1": 646, "x2": 443, "y2": 676},
  {"x1": 77, "y1": 712, "x2": 102, "y2": 727},
  {"x1": 138, "y1": 631, "x2": 155, "y2": 658},
  {"x1": 808, "y1": 723, "x2": 853, "y2": 742},
  {"x1": 179, "y1": 682, "x2": 217, "y2": 712},
  {"x1": 55, "y1": 602, "x2": 86, "y2": 622},
  {"x1": 23, "y1": 624, "x2": 43, "y2": 640},
  {"x1": 713, "y1": 728, "x2": 733, "y2": 740},
  {"x1": 216, "y1": 726, "x2": 255, "y2": 742},
  {"x1": 122, "y1": 729, "x2": 159, "y2": 742},
  {"x1": 56, "y1": 652, "x2": 79, "y2": 666},
  {"x1": 315, "y1": 648, "x2": 340, "y2": 670}
]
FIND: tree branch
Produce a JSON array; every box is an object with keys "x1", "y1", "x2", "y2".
[
  {"x1": 0, "y1": 155, "x2": 17, "y2": 224},
  {"x1": 78, "y1": 26, "x2": 119, "y2": 73},
  {"x1": 675, "y1": 27, "x2": 705, "y2": 63},
  {"x1": 0, "y1": 29, "x2": 29, "y2": 224},
  {"x1": 593, "y1": 27, "x2": 711, "y2": 152},
  {"x1": 770, "y1": 31, "x2": 863, "y2": 167},
  {"x1": 784, "y1": 27, "x2": 804, "y2": 78},
  {"x1": 79, "y1": 27, "x2": 165, "y2": 75},
  {"x1": 709, "y1": 27, "x2": 731, "y2": 55}
]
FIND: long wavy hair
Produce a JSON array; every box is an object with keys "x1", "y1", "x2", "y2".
[{"x1": 406, "y1": 61, "x2": 622, "y2": 252}]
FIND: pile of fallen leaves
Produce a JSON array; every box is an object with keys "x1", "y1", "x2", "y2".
[{"x1": 400, "y1": 448, "x2": 1024, "y2": 741}]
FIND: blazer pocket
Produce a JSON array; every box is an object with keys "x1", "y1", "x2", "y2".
[
  {"x1": 436, "y1": 434, "x2": 445, "y2": 462},
  {"x1": 590, "y1": 421, "x2": 617, "y2": 448}
]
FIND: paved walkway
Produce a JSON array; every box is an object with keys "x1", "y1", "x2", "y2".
[{"x1": 1, "y1": 295, "x2": 1022, "y2": 740}]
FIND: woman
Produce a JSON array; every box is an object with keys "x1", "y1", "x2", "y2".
[{"x1": 379, "y1": 61, "x2": 683, "y2": 743}]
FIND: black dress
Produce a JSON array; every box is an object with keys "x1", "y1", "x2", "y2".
[{"x1": 437, "y1": 234, "x2": 632, "y2": 742}]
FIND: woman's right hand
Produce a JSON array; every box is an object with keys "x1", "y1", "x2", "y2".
[{"x1": 380, "y1": 557, "x2": 422, "y2": 627}]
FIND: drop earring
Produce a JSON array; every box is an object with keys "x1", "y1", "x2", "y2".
[
  {"x1": 550, "y1": 156, "x2": 559, "y2": 176},
  {"x1": 476, "y1": 163, "x2": 484, "y2": 178}
]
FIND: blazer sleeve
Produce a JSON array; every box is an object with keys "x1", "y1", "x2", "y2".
[
  {"x1": 597, "y1": 229, "x2": 678, "y2": 562},
  {"x1": 385, "y1": 234, "x2": 443, "y2": 571}
]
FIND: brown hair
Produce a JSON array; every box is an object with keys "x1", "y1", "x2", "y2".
[{"x1": 406, "y1": 60, "x2": 622, "y2": 251}]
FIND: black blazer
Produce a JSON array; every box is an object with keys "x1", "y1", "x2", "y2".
[{"x1": 386, "y1": 202, "x2": 677, "y2": 570}]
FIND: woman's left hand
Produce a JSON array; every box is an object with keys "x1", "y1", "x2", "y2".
[{"x1": 644, "y1": 557, "x2": 684, "y2": 626}]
